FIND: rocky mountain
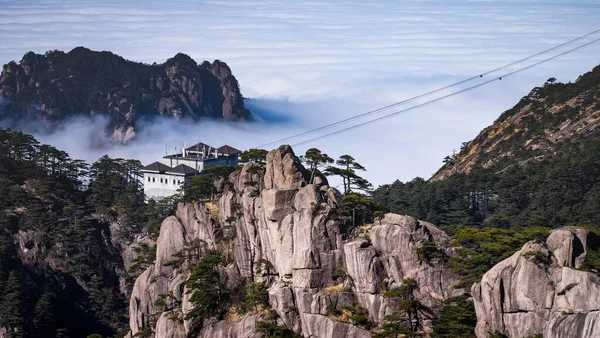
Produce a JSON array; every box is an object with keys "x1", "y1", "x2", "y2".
[
  {"x1": 0, "y1": 47, "x2": 252, "y2": 142},
  {"x1": 126, "y1": 145, "x2": 463, "y2": 338},
  {"x1": 431, "y1": 64, "x2": 600, "y2": 181},
  {"x1": 123, "y1": 145, "x2": 600, "y2": 338},
  {"x1": 3, "y1": 125, "x2": 600, "y2": 337}
]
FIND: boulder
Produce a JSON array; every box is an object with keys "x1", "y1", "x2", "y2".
[
  {"x1": 473, "y1": 227, "x2": 600, "y2": 338},
  {"x1": 264, "y1": 145, "x2": 308, "y2": 190}
]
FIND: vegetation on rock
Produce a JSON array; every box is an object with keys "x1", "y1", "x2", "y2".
[
  {"x1": 0, "y1": 47, "x2": 252, "y2": 140},
  {"x1": 0, "y1": 128, "x2": 178, "y2": 337}
]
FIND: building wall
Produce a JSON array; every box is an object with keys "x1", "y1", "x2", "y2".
[
  {"x1": 143, "y1": 172, "x2": 186, "y2": 199},
  {"x1": 162, "y1": 158, "x2": 205, "y2": 171},
  {"x1": 203, "y1": 155, "x2": 239, "y2": 169},
  {"x1": 162, "y1": 154, "x2": 239, "y2": 171}
]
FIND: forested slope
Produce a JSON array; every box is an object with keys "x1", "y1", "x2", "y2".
[
  {"x1": 0, "y1": 47, "x2": 252, "y2": 142},
  {"x1": 375, "y1": 64, "x2": 600, "y2": 230},
  {"x1": 431, "y1": 64, "x2": 600, "y2": 181},
  {"x1": 0, "y1": 128, "x2": 171, "y2": 337}
]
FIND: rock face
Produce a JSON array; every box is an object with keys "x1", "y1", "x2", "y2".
[
  {"x1": 473, "y1": 227, "x2": 600, "y2": 338},
  {"x1": 0, "y1": 47, "x2": 252, "y2": 142},
  {"x1": 126, "y1": 145, "x2": 461, "y2": 337}
]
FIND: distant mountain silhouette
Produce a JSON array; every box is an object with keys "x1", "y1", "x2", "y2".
[{"x1": 0, "y1": 47, "x2": 252, "y2": 142}]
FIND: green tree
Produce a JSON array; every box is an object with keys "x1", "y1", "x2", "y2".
[
  {"x1": 184, "y1": 176, "x2": 215, "y2": 202},
  {"x1": 33, "y1": 292, "x2": 57, "y2": 338},
  {"x1": 202, "y1": 165, "x2": 238, "y2": 179},
  {"x1": 445, "y1": 226, "x2": 549, "y2": 287},
  {"x1": 239, "y1": 149, "x2": 268, "y2": 165},
  {"x1": 300, "y1": 148, "x2": 334, "y2": 184},
  {"x1": 380, "y1": 279, "x2": 424, "y2": 335},
  {"x1": 185, "y1": 250, "x2": 228, "y2": 332},
  {"x1": 432, "y1": 295, "x2": 476, "y2": 338},
  {"x1": 337, "y1": 193, "x2": 379, "y2": 233},
  {"x1": 0, "y1": 270, "x2": 25, "y2": 337},
  {"x1": 326, "y1": 155, "x2": 372, "y2": 194},
  {"x1": 255, "y1": 321, "x2": 299, "y2": 337},
  {"x1": 87, "y1": 155, "x2": 143, "y2": 223},
  {"x1": 416, "y1": 239, "x2": 447, "y2": 265},
  {"x1": 242, "y1": 282, "x2": 269, "y2": 313}
]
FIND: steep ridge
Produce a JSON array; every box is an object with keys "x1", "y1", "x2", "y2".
[
  {"x1": 0, "y1": 47, "x2": 252, "y2": 142},
  {"x1": 431, "y1": 64, "x2": 600, "y2": 181},
  {"x1": 126, "y1": 145, "x2": 600, "y2": 338},
  {"x1": 126, "y1": 145, "x2": 462, "y2": 337}
]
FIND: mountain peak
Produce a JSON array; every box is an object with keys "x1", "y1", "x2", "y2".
[
  {"x1": 0, "y1": 48, "x2": 253, "y2": 142},
  {"x1": 430, "y1": 64, "x2": 600, "y2": 181}
]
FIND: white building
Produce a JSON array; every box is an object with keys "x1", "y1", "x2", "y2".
[
  {"x1": 142, "y1": 142, "x2": 241, "y2": 200},
  {"x1": 141, "y1": 162, "x2": 198, "y2": 199},
  {"x1": 162, "y1": 143, "x2": 241, "y2": 171}
]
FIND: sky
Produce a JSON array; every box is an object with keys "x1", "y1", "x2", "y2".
[{"x1": 1, "y1": 0, "x2": 600, "y2": 189}]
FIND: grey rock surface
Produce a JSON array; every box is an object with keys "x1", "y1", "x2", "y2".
[{"x1": 473, "y1": 227, "x2": 600, "y2": 338}]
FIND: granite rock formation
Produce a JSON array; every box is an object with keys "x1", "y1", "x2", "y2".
[
  {"x1": 473, "y1": 227, "x2": 600, "y2": 338},
  {"x1": 126, "y1": 145, "x2": 461, "y2": 337},
  {"x1": 0, "y1": 47, "x2": 252, "y2": 142}
]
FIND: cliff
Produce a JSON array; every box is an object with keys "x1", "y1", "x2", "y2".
[
  {"x1": 4, "y1": 127, "x2": 599, "y2": 337},
  {"x1": 126, "y1": 145, "x2": 462, "y2": 337},
  {"x1": 0, "y1": 47, "x2": 252, "y2": 142},
  {"x1": 124, "y1": 145, "x2": 600, "y2": 338},
  {"x1": 473, "y1": 227, "x2": 600, "y2": 338},
  {"x1": 431, "y1": 64, "x2": 600, "y2": 181}
]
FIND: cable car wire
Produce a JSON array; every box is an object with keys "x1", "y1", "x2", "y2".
[
  {"x1": 288, "y1": 36, "x2": 600, "y2": 148},
  {"x1": 255, "y1": 28, "x2": 600, "y2": 149}
]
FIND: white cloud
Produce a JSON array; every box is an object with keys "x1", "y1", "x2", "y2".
[{"x1": 0, "y1": 0, "x2": 599, "y2": 186}]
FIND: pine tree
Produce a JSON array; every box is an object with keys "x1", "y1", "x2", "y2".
[
  {"x1": 300, "y1": 148, "x2": 333, "y2": 184},
  {"x1": 185, "y1": 250, "x2": 228, "y2": 332},
  {"x1": 33, "y1": 292, "x2": 57, "y2": 338},
  {"x1": 325, "y1": 155, "x2": 372, "y2": 194},
  {"x1": 1, "y1": 270, "x2": 25, "y2": 337}
]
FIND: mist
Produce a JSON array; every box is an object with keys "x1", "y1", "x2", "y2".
[
  {"x1": 1, "y1": 0, "x2": 600, "y2": 187},
  {"x1": 0, "y1": 97, "x2": 374, "y2": 190},
  {"x1": 0, "y1": 77, "x2": 540, "y2": 190},
  {"x1": 3, "y1": 54, "x2": 599, "y2": 190}
]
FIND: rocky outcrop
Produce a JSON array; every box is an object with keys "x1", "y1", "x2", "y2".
[
  {"x1": 199, "y1": 315, "x2": 265, "y2": 338},
  {"x1": 473, "y1": 227, "x2": 600, "y2": 338},
  {"x1": 0, "y1": 47, "x2": 252, "y2": 142},
  {"x1": 126, "y1": 144, "x2": 600, "y2": 338},
  {"x1": 342, "y1": 214, "x2": 460, "y2": 328},
  {"x1": 126, "y1": 145, "x2": 462, "y2": 337},
  {"x1": 127, "y1": 203, "x2": 218, "y2": 337}
]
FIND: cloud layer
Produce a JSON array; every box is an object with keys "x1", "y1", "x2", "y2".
[{"x1": 1, "y1": 0, "x2": 599, "y2": 186}]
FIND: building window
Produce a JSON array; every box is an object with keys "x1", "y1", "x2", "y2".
[
  {"x1": 152, "y1": 177, "x2": 155, "y2": 183},
  {"x1": 147, "y1": 177, "x2": 150, "y2": 182},
  {"x1": 160, "y1": 178, "x2": 163, "y2": 184},
  {"x1": 173, "y1": 179, "x2": 176, "y2": 185}
]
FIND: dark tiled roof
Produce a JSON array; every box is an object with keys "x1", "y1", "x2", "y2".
[
  {"x1": 142, "y1": 161, "x2": 172, "y2": 172},
  {"x1": 167, "y1": 164, "x2": 198, "y2": 175},
  {"x1": 186, "y1": 142, "x2": 215, "y2": 152},
  {"x1": 218, "y1": 145, "x2": 241, "y2": 155}
]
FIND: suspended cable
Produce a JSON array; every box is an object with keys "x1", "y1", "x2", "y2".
[
  {"x1": 255, "y1": 28, "x2": 600, "y2": 149},
  {"x1": 289, "y1": 36, "x2": 600, "y2": 147}
]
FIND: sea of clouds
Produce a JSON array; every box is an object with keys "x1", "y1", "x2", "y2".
[{"x1": 1, "y1": 0, "x2": 599, "y2": 187}]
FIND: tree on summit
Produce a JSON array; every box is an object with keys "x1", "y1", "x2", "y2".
[
  {"x1": 326, "y1": 155, "x2": 372, "y2": 194},
  {"x1": 239, "y1": 149, "x2": 268, "y2": 165},
  {"x1": 300, "y1": 148, "x2": 334, "y2": 184}
]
